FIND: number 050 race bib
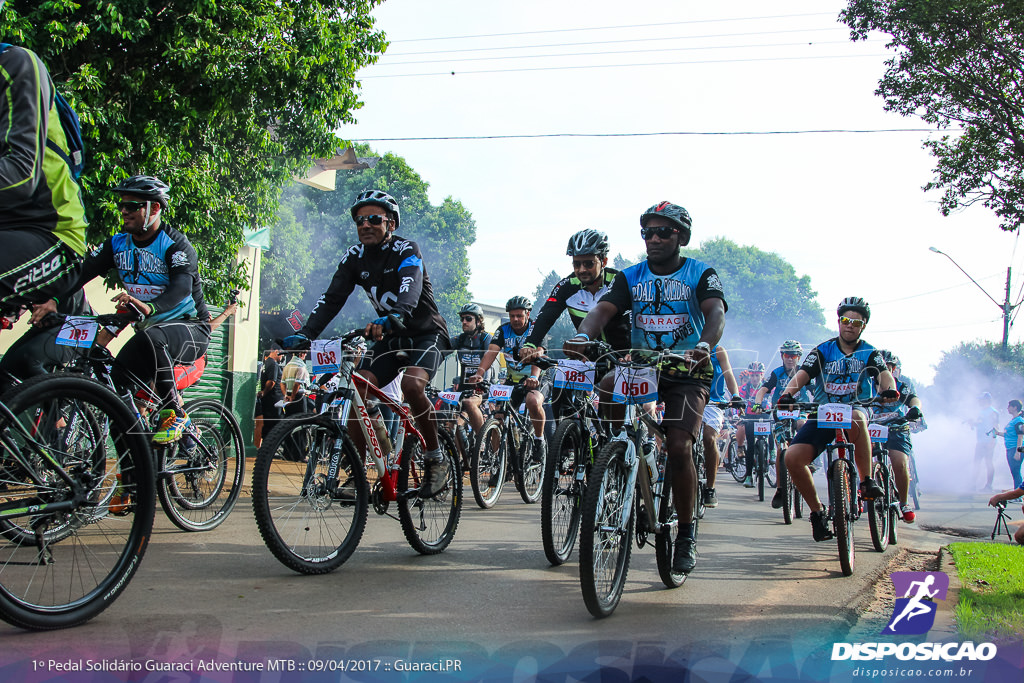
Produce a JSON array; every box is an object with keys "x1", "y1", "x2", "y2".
[{"x1": 611, "y1": 366, "x2": 657, "y2": 405}]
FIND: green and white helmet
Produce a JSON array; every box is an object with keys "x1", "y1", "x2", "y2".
[{"x1": 779, "y1": 340, "x2": 803, "y2": 355}]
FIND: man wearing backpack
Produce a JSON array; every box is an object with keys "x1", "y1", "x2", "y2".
[{"x1": 0, "y1": 34, "x2": 87, "y2": 317}]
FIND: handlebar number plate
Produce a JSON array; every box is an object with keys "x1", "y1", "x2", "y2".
[
  {"x1": 438, "y1": 390, "x2": 462, "y2": 406},
  {"x1": 753, "y1": 421, "x2": 771, "y2": 435},
  {"x1": 818, "y1": 403, "x2": 852, "y2": 428},
  {"x1": 56, "y1": 317, "x2": 98, "y2": 348},
  {"x1": 868, "y1": 424, "x2": 889, "y2": 442},
  {"x1": 612, "y1": 367, "x2": 657, "y2": 405},
  {"x1": 553, "y1": 359, "x2": 595, "y2": 391},
  {"x1": 311, "y1": 339, "x2": 343, "y2": 374},
  {"x1": 489, "y1": 384, "x2": 514, "y2": 402},
  {"x1": 775, "y1": 409, "x2": 800, "y2": 420}
]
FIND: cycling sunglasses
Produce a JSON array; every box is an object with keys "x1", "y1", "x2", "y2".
[
  {"x1": 354, "y1": 214, "x2": 389, "y2": 226},
  {"x1": 460, "y1": 315, "x2": 476, "y2": 322},
  {"x1": 640, "y1": 225, "x2": 680, "y2": 240},
  {"x1": 572, "y1": 258, "x2": 598, "y2": 269},
  {"x1": 839, "y1": 316, "x2": 866, "y2": 328},
  {"x1": 117, "y1": 201, "x2": 148, "y2": 212}
]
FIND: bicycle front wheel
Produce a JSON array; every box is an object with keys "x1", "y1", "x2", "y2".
[
  {"x1": 654, "y1": 461, "x2": 687, "y2": 588},
  {"x1": 754, "y1": 439, "x2": 767, "y2": 502},
  {"x1": 157, "y1": 398, "x2": 245, "y2": 532},
  {"x1": 579, "y1": 441, "x2": 633, "y2": 618},
  {"x1": 779, "y1": 451, "x2": 794, "y2": 525},
  {"x1": 542, "y1": 419, "x2": 584, "y2": 565},
  {"x1": 469, "y1": 417, "x2": 506, "y2": 509},
  {"x1": 516, "y1": 430, "x2": 545, "y2": 504},
  {"x1": 831, "y1": 460, "x2": 856, "y2": 576},
  {"x1": 729, "y1": 439, "x2": 746, "y2": 482},
  {"x1": 398, "y1": 428, "x2": 462, "y2": 554},
  {"x1": 908, "y1": 453, "x2": 921, "y2": 510},
  {"x1": 0, "y1": 374, "x2": 155, "y2": 630},
  {"x1": 867, "y1": 460, "x2": 890, "y2": 553},
  {"x1": 251, "y1": 414, "x2": 369, "y2": 574}
]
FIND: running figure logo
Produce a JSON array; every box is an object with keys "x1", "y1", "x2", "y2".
[{"x1": 883, "y1": 572, "x2": 949, "y2": 635}]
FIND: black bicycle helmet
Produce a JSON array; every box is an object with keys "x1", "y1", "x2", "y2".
[
  {"x1": 505, "y1": 296, "x2": 532, "y2": 312},
  {"x1": 837, "y1": 296, "x2": 871, "y2": 322},
  {"x1": 566, "y1": 229, "x2": 609, "y2": 257},
  {"x1": 640, "y1": 201, "x2": 692, "y2": 245},
  {"x1": 779, "y1": 340, "x2": 803, "y2": 355},
  {"x1": 459, "y1": 303, "x2": 484, "y2": 318},
  {"x1": 881, "y1": 350, "x2": 901, "y2": 369},
  {"x1": 111, "y1": 175, "x2": 170, "y2": 209},
  {"x1": 351, "y1": 189, "x2": 400, "y2": 227}
]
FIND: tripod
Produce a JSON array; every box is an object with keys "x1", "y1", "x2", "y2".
[{"x1": 991, "y1": 501, "x2": 1014, "y2": 541}]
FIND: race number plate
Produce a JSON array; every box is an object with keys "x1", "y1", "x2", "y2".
[
  {"x1": 753, "y1": 421, "x2": 771, "y2": 435},
  {"x1": 775, "y1": 409, "x2": 800, "y2": 420},
  {"x1": 868, "y1": 424, "x2": 889, "y2": 442},
  {"x1": 438, "y1": 390, "x2": 462, "y2": 406},
  {"x1": 817, "y1": 403, "x2": 852, "y2": 428},
  {"x1": 310, "y1": 339, "x2": 343, "y2": 374},
  {"x1": 56, "y1": 317, "x2": 98, "y2": 348},
  {"x1": 321, "y1": 397, "x2": 349, "y2": 419},
  {"x1": 489, "y1": 384, "x2": 514, "y2": 403},
  {"x1": 553, "y1": 359, "x2": 596, "y2": 391},
  {"x1": 611, "y1": 366, "x2": 657, "y2": 405}
]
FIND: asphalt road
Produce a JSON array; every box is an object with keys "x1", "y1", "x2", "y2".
[{"x1": 1, "y1": 464, "x2": 1012, "y2": 680}]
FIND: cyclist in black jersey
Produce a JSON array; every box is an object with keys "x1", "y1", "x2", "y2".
[
  {"x1": 758, "y1": 340, "x2": 809, "y2": 509},
  {"x1": 283, "y1": 190, "x2": 452, "y2": 497},
  {"x1": 452, "y1": 302, "x2": 494, "y2": 439},
  {"x1": 878, "y1": 350, "x2": 925, "y2": 523},
  {"x1": 0, "y1": 39, "x2": 86, "y2": 316}
]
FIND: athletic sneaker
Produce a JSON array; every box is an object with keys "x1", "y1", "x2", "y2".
[
  {"x1": 703, "y1": 487, "x2": 718, "y2": 508},
  {"x1": 419, "y1": 449, "x2": 450, "y2": 498},
  {"x1": 809, "y1": 509, "x2": 833, "y2": 542},
  {"x1": 153, "y1": 409, "x2": 191, "y2": 444},
  {"x1": 532, "y1": 438, "x2": 547, "y2": 464},
  {"x1": 771, "y1": 488, "x2": 786, "y2": 509},
  {"x1": 743, "y1": 476, "x2": 755, "y2": 488},
  {"x1": 901, "y1": 504, "x2": 916, "y2": 523},
  {"x1": 672, "y1": 522, "x2": 697, "y2": 574}
]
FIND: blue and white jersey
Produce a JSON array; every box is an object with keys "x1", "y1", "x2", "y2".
[
  {"x1": 760, "y1": 365, "x2": 810, "y2": 405},
  {"x1": 80, "y1": 224, "x2": 208, "y2": 327},
  {"x1": 799, "y1": 337, "x2": 886, "y2": 405},
  {"x1": 491, "y1": 320, "x2": 535, "y2": 382},
  {"x1": 873, "y1": 376, "x2": 916, "y2": 423},
  {"x1": 709, "y1": 346, "x2": 727, "y2": 401}
]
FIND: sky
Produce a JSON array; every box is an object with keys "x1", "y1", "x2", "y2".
[{"x1": 336, "y1": 0, "x2": 1024, "y2": 386}]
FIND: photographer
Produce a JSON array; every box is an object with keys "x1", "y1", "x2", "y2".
[{"x1": 988, "y1": 486, "x2": 1024, "y2": 544}]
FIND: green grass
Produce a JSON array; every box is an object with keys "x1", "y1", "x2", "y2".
[{"x1": 948, "y1": 542, "x2": 1024, "y2": 640}]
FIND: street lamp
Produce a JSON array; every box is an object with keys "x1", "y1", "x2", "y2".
[{"x1": 928, "y1": 246, "x2": 1015, "y2": 349}]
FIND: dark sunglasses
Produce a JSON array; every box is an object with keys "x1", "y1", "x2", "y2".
[
  {"x1": 118, "y1": 201, "x2": 147, "y2": 212},
  {"x1": 640, "y1": 225, "x2": 679, "y2": 240},
  {"x1": 572, "y1": 258, "x2": 598, "y2": 269},
  {"x1": 839, "y1": 316, "x2": 866, "y2": 328},
  {"x1": 354, "y1": 214, "x2": 388, "y2": 226},
  {"x1": 460, "y1": 315, "x2": 476, "y2": 322}
]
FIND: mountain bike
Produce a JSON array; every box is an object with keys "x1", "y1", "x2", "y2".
[
  {"x1": 721, "y1": 417, "x2": 746, "y2": 483},
  {"x1": 773, "y1": 407, "x2": 804, "y2": 524},
  {"x1": 251, "y1": 328, "x2": 462, "y2": 574},
  {"x1": 865, "y1": 418, "x2": 905, "y2": 552},
  {"x1": 748, "y1": 413, "x2": 776, "y2": 501},
  {"x1": 56, "y1": 313, "x2": 245, "y2": 532},
  {"x1": 576, "y1": 345, "x2": 696, "y2": 618},
  {"x1": 470, "y1": 371, "x2": 548, "y2": 507},
  {"x1": 0, "y1": 371, "x2": 155, "y2": 630}
]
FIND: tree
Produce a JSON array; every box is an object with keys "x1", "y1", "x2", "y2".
[
  {"x1": 682, "y1": 238, "x2": 830, "y2": 359},
  {"x1": 841, "y1": 1, "x2": 1024, "y2": 232},
  {"x1": 924, "y1": 340, "x2": 1024, "y2": 413},
  {"x1": 260, "y1": 145, "x2": 477, "y2": 340},
  {"x1": 4, "y1": 1, "x2": 387, "y2": 302}
]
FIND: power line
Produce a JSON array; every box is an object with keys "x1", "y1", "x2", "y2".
[
  {"x1": 350, "y1": 128, "x2": 938, "y2": 142},
  {"x1": 363, "y1": 52, "x2": 890, "y2": 79},
  {"x1": 874, "y1": 271, "x2": 1006, "y2": 305},
  {"x1": 379, "y1": 39, "x2": 854, "y2": 67},
  {"x1": 386, "y1": 27, "x2": 855, "y2": 57},
  {"x1": 391, "y1": 12, "x2": 839, "y2": 42}
]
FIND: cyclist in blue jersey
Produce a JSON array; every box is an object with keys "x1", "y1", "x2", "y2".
[
  {"x1": 875, "y1": 350, "x2": 925, "y2": 523},
  {"x1": 32, "y1": 175, "x2": 211, "y2": 443},
  {"x1": 701, "y1": 345, "x2": 741, "y2": 508},
  {"x1": 567, "y1": 200, "x2": 726, "y2": 574},
  {"x1": 736, "y1": 360, "x2": 769, "y2": 488},
  {"x1": 777, "y1": 297, "x2": 898, "y2": 542},
  {"x1": 452, "y1": 302, "x2": 494, "y2": 440},
  {"x1": 758, "y1": 340, "x2": 810, "y2": 509},
  {"x1": 469, "y1": 296, "x2": 548, "y2": 461}
]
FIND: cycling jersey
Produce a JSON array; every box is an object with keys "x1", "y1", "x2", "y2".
[
  {"x1": 600, "y1": 257, "x2": 726, "y2": 383},
  {"x1": 453, "y1": 330, "x2": 494, "y2": 383},
  {"x1": 798, "y1": 337, "x2": 886, "y2": 404},
  {"x1": 0, "y1": 45, "x2": 86, "y2": 256},
  {"x1": 526, "y1": 268, "x2": 630, "y2": 350},
  {"x1": 737, "y1": 381, "x2": 762, "y2": 417},
  {"x1": 491, "y1": 320, "x2": 535, "y2": 383},
  {"x1": 708, "y1": 346, "x2": 727, "y2": 401},
  {"x1": 760, "y1": 365, "x2": 810, "y2": 405},
  {"x1": 77, "y1": 225, "x2": 209, "y2": 327},
  {"x1": 872, "y1": 376, "x2": 917, "y2": 423},
  {"x1": 300, "y1": 235, "x2": 447, "y2": 341}
]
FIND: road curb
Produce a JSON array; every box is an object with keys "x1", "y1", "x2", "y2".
[{"x1": 932, "y1": 544, "x2": 962, "y2": 640}]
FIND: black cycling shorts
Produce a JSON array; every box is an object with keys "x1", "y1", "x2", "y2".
[
  {"x1": 659, "y1": 378, "x2": 709, "y2": 442},
  {"x1": 0, "y1": 229, "x2": 82, "y2": 312},
  {"x1": 359, "y1": 332, "x2": 451, "y2": 387}
]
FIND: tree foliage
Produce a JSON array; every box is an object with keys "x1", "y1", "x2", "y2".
[
  {"x1": 682, "y1": 238, "x2": 830, "y2": 358},
  {"x1": 529, "y1": 269, "x2": 578, "y2": 350},
  {"x1": 841, "y1": 0, "x2": 1024, "y2": 232},
  {"x1": 924, "y1": 340, "x2": 1024, "y2": 411},
  {"x1": 260, "y1": 145, "x2": 477, "y2": 340},
  {"x1": 3, "y1": 0, "x2": 387, "y2": 302}
]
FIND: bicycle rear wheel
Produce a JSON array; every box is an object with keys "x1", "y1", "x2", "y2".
[
  {"x1": 831, "y1": 460, "x2": 856, "y2": 576},
  {"x1": 157, "y1": 398, "x2": 244, "y2": 532},
  {"x1": 908, "y1": 453, "x2": 921, "y2": 510},
  {"x1": 654, "y1": 461, "x2": 687, "y2": 588},
  {"x1": 579, "y1": 441, "x2": 633, "y2": 618},
  {"x1": 251, "y1": 413, "x2": 368, "y2": 574},
  {"x1": 469, "y1": 417, "x2": 506, "y2": 509},
  {"x1": 754, "y1": 439, "x2": 767, "y2": 501},
  {"x1": 694, "y1": 435, "x2": 706, "y2": 520},
  {"x1": 0, "y1": 374, "x2": 155, "y2": 630},
  {"x1": 516, "y1": 430, "x2": 545, "y2": 504},
  {"x1": 779, "y1": 451, "x2": 794, "y2": 525},
  {"x1": 886, "y1": 465, "x2": 899, "y2": 546},
  {"x1": 398, "y1": 428, "x2": 462, "y2": 554},
  {"x1": 867, "y1": 460, "x2": 890, "y2": 553},
  {"x1": 542, "y1": 420, "x2": 584, "y2": 565},
  {"x1": 728, "y1": 439, "x2": 745, "y2": 482}
]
